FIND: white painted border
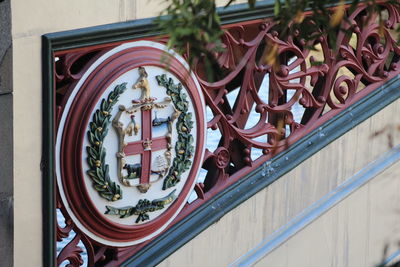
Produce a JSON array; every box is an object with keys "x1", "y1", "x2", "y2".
[
  {"x1": 55, "y1": 41, "x2": 207, "y2": 246},
  {"x1": 230, "y1": 145, "x2": 400, "y2": 267}
]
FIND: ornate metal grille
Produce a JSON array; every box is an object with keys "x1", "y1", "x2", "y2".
[{"x1": 53, "y1": 2, "x2": 400, "y2": 266}]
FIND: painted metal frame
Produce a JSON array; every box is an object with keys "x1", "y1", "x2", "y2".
[{"x1": 43, "y1": 1, "x2": 400, "y2": 266}]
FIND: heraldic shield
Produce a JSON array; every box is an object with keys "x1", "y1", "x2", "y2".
[{"x1": 55, "y1": 41, "x2": 206, "y2": 246}]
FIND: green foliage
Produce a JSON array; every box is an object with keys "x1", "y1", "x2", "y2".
[
  {"x1": 156, "y1": 0, "x2": 224, "y2": 80},
  {"x1": 157, "y1": 0, "x2": 400, "y2": 77}
]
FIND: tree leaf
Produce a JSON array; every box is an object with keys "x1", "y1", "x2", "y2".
[{"x1": 274, "y1": 0, "x2": 281, "y2": 16}]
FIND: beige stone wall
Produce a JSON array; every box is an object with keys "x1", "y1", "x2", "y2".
[
  {"x1": 158, "y1": 99, "x2": 400, "y2": 267},
  {"x1": 255, "y1": 160, "x2": 400, "y2": 267}
]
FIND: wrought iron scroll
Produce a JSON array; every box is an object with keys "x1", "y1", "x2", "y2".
[{"x1": 55, "y1": 2, "x2": 400, "y2": 265}]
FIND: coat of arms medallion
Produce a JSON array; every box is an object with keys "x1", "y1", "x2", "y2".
[{"x1": 55, "y1": 41, "x2": 206, "y2": 246}]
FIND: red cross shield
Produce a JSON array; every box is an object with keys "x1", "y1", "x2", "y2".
[
  {"x1": 112, "y1": 67, "x2": 177, "y2": 193},
  {"x1": 121, "y1": 104, "x2": 171, "y2": 193}
]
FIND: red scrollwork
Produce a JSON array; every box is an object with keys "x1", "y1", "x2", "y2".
[{"x1": 55, "y1": 2, "x2": 400, "y2": 265}]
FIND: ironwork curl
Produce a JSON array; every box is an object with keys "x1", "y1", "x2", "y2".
[{"x1": 55, "y1": 3, "x2": 400, "y2": 265}]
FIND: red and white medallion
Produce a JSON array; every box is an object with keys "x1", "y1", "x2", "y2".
[{"x1": 55, "y1": 41, "x2": 206, "y2": 246}]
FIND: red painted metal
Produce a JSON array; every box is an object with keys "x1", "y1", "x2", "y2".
[
  {"x1": 123, "y1": 109, "x2": 169, "y2": 185},
  {"x1": 124, "y1": 136, "x2": 169, "y2": 155},
  {"x1": 55, "y1": 2, "x2": 400, "y2": 266}
]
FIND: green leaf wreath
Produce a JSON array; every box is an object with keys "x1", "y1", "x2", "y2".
[{"x1": 86, "y1": 83, "x2": 127, "y2": 201}]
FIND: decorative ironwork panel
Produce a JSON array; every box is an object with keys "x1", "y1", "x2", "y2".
[{"x1": 49, "y1": 2, "x2": 400, "y2": 266}]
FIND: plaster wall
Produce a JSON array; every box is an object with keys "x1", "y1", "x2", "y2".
[{"x1": 255, "y1": 160, "x2": 400, "y2": 267}]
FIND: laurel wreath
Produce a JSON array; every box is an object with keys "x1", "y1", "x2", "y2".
[
  {"x1": 86, "y1": 83, "x2": 127, "y2": 202},
  {"x1": 156, "y1": 74, "x2": 195, "y2": 190}
]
